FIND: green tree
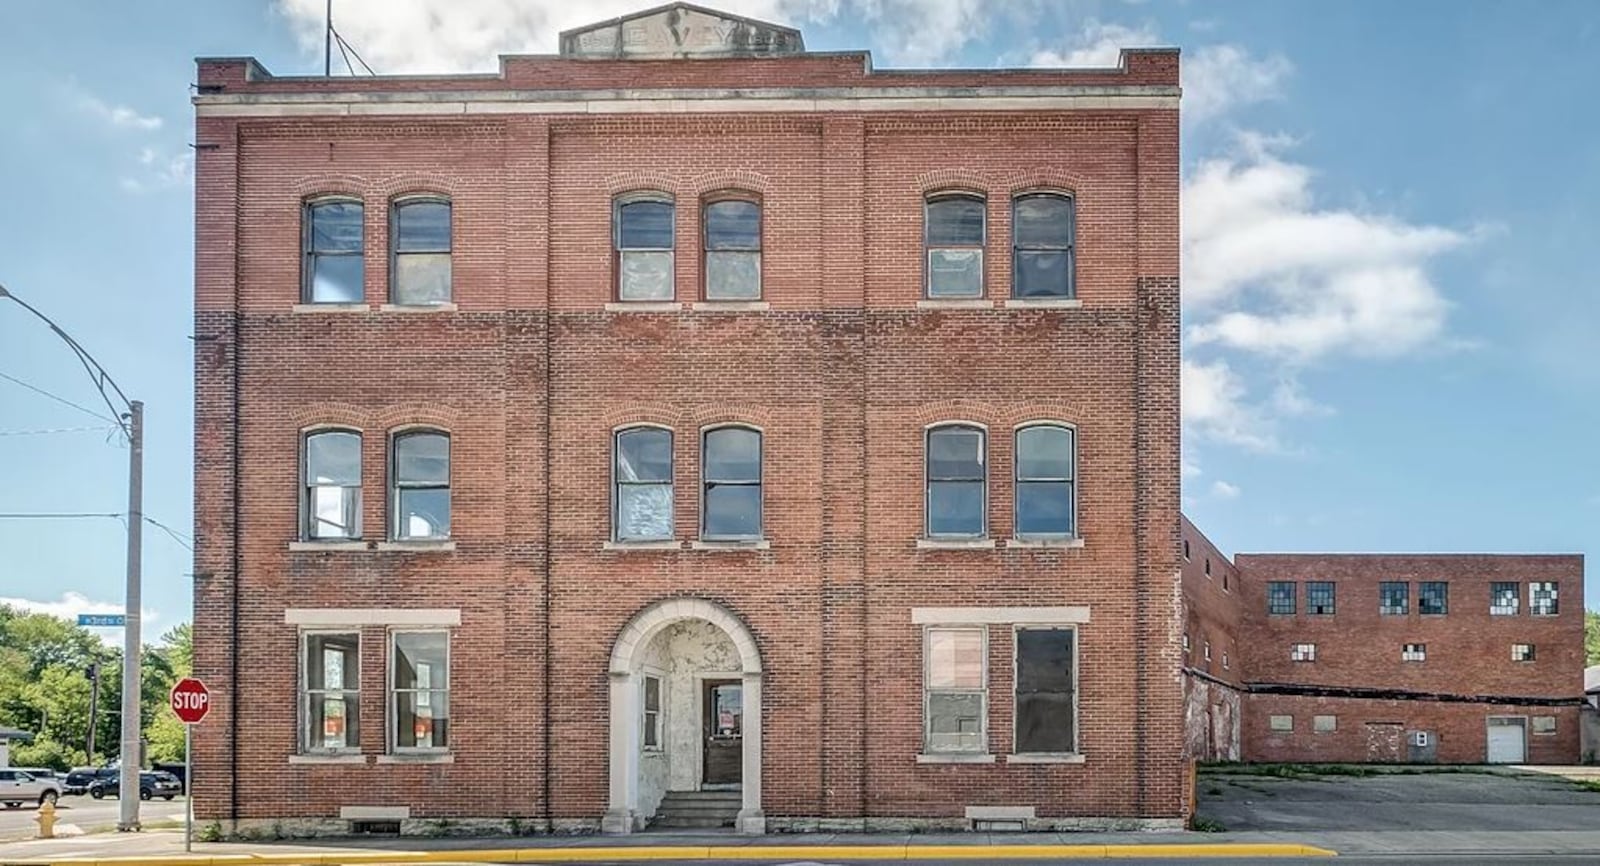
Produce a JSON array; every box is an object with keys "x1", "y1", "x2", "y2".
[{"x1": 1586, "y1": 610, "x2": 1600, "y2": 667}]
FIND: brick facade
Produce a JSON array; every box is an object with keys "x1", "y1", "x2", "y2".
[{"x1": 191, "y1": 6, "x2": 1184, "y2": 836}]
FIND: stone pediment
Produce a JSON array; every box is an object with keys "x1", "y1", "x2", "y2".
[{"x1": 560, "y1": 3, "x2": 804, "y2": 59}]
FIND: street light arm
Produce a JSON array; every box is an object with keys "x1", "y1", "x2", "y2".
[{"x1": 0, "y1": 283, "x2": 134, "y2": 437}]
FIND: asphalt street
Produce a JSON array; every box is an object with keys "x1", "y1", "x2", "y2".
[{"x1": 0, "y1": 795, "x2": 187, "y2": 840}]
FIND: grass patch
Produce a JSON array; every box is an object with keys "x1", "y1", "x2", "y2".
[
  {"x1": 1568, "y1": 779, "x2": 1600, "y2": 794},
  {"x1": 1189, "y1": 815, "x2": 1227, "y2": 833}
]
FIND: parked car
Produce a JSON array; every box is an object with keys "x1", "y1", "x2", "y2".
[
  {"x1": 0, "y1": 768, "x2": 62, "y2": 808},
  {"x1": 63, "y1": 766, "x2": 118, "y2": 795},
  {"x1": 88, "y1": 771, "x2": 182, "y2": 801}
]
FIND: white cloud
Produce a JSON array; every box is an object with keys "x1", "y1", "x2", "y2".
[
  {"x1": 1210, "y1": 480, "x2": 1241, "y2": 499},
  {"x1": 1182, "y1": 358, "x2": 1278, "y2": 452},
  {"x1": 1182, "y1": 44, "x2": 1291, "y2": 123},
  {"x1": 73, "y1": 90, "x2": 163, "y2": 131},
  {"x1": 120, "y1": 148, "x2": 193, "y2": 194},
  {"x1": 1028, "y1": 19, "x2": 1160, "y2": 68},
  {"x1": 1183, "y1": 133, "x2": 1469, "y2": 361},
  {"x1": 0, "y1": 592, "x2": 157, "y2": 629}
]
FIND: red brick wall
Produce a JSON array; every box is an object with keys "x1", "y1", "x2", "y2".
[
  {"x1": 1244, "y1": 696, "x2": 1579, "y2": 765},
  {"x1": 1180, "y1": 517, "x2": 1242, "y2": 686},
  {"x1": 191, "y1": 54, "x2": 1184, "y2": 827}
]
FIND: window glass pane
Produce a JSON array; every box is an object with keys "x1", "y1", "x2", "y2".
[
  {"x1": 1017, "y1": 691, "x2": 1074, "y2": 753},
  {"x1": 928, "y1": 481, "x2": 983, "y2": 536},
  {"x1": 307, "y1": 692, "x2": 359, "y2": 750},
  {"x1": 617, "y1": 429, "x2": 673, "y2": 482},
  {"x1": 925, "y1": 197, "x2": 985, "y2": 246},
  {"x1": 704, "y1": 200, "x2": 760, "y2": 249},
  {"x1": 926, "y1": 249, "x2": 983, "y2": 297},
  {"x1": 704, "y1": 484, "x2": 761, "y2": 537},
  {"x1": 618, "y1": 200, "x2": 675, "y2": 249},
  {"x1": 393, "y1": 633, "x2": 448, "y2": 689},
  {"x1": 310, "y1": 255, "x2": 364, "y2": 303},
  {"x1": 397, "y1": 488, "x2": 451, "y2": 539},
  {"x1": 1017, "y1": 629, "x2": 1074, "y2": 692},
  {"x1": 1013, "y1": 250, "x2": 1072, "y2": 298},
  {"x1": 927, "y1": 428, "x2": 984, "y2": 479},
  {"x1": 704, "y1": 428, "x2": 761, "y2": 481},
  {"x1": 1016, "y1": 426, "x2": 1074, "y2": 479},
  {"x1": 396, "y1": 434, "x2": 450, "y2": 484},
  {"x1": 305, "y1": 633, "x2": 358, "y2": 691},
  {"x1": 393, "y1": 253, "x2": 452, "y2": 305},
  {"x1": 928, "y1": 629, "x2": 984, "y2": 688},
  {"x1": 927, "y1": 692, "x2": 984, "y2": 751},
  {"x1": 1014, "y1": 195, "x2": 1073, "y2": 247},
  {"x1": 620, "y1": 250, "x2": 674, "y2": 300},
  {"x1": 395, "y1": 201, "x2": 451, "y2": 252},
  {"x1": 705, "y1": 251, "x2": 761, "y2": 299},
  {"x1": 1016, "y1": 481, "x2": 1073, "y2": 535},
  {"x1": 644, "y1": 677, "x2": 661, "y2": 712},
  {"x1": 310, "y1": 202, "x2": 364, "y2": 252},
  {"x1": 394, "y1": 690, "x2": 449, "y2": 749},
  {"x1": 310, "y1": 485, "x2": 360, "y2": 538},
  {"x1": 617, "y1": 485, "x2": 673, "y2": 540},
  {"x1": 307, "y1": 432, "x2": 361, "y2": 484}
]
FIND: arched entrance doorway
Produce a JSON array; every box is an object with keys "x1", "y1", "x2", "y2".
[{"x1": 602, "y1": 598, "x2": 764, "y2": 834}]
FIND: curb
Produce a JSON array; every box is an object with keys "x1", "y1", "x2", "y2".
[{"x1": 2, "y1": 842, "x2": 1337, "y2": 865}]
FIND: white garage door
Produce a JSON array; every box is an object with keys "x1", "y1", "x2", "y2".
[{"x1": 1486, "y1": 717, "x2": 1526, "y2": 763}]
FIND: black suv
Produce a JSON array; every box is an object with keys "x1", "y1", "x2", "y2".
[
  {"x1": 88, "y1": 771, "x2": 182, "y2": 801},
  {"x1": 63, "y1": 767, "x2": 117, "y2": 796}
]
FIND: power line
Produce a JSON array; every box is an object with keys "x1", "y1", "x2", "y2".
[
  {"x1": 0, "y1": 424, "x2": 120, "y2": 437},
  {"x1": 143, "y1": 516, "x2": 194, "y2": 552},
  {"x1": 0, "y1": 512, "x2": 194, "y2": 552},
  {"x1": 0, "y1": 371, "x2": 119, "y2": 424}
]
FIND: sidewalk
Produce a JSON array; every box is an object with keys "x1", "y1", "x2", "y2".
[{"x1": 0, "y1": 828, "x2": 1334, "y2": 864}]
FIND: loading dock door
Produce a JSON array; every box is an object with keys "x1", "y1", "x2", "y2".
[{"x1": 1486, "y1": 717, "x2": 1527, "y2": 763}]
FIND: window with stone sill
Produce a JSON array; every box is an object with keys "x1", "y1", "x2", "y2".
[
  {"x1": 391, "y1": 630, "x2": 450, "y2": 752},
  {"x1": 701, "y1": 426, "x2": 762, "y2": 540},
  {"x1": 615, "y1": 195, "x2": 675, "y2": 302},
  {"x1": 301, "y1": 631, "x2": 359, "y2": 753},
  {"x1": 642, "y1": 674, "x2": 664, "y2": 750},
  {"x1": 924, "y1": 194, "x2": 985, "y2": 299},
  {"x1": 303, "y1": 429, "x2": 361, "y2": 541},
  {"x1": 1014, "y1": 627, "x2": 1077, "y2": 755},
  {"x1": 926, "y1": 424, "x2": 986, "y2": 538},
  {"x1": 702, "y1": 197, "x2": 761, "y2": 300},
  {"x1": 614, "y1": 426, "x2": 674, "y2": 541},
  {"x1": 391, "y1": 431, "x2": 450, "y2": 541},
  {"x1": 924, "y1": 626, "x2": 986, "y2": 754},
  {"x1": 1013, "y1": 424, "x2": 1075, "y2": 538},
  {"x1": 1011, "y1": 192, "x2": 1075, "y2": 299},
  {"x1": 390, "y1": 197, "x2": 452, "y2": 305},
  {"x1": 303, "y1": 198, "x2": 364, "y2": 304}
]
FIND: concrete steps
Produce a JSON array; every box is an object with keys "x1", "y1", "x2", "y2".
[{"x1": 651, "y1": 790, "x2": 741, "y2": 829}]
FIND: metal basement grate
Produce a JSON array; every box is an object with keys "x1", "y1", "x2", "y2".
[{"x1": 350, "y1": 819, "x2": 402, "y2": 835}]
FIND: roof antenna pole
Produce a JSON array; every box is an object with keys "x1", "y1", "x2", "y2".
[{"x1": 324, "y1": 0, "x2": 333, "y2": 76}]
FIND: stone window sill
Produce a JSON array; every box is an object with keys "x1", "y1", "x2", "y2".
[
  {"x1": 917, "y1": 537, "x2": 996, "y2": 550},
  {"x1": 1005, "y1": 753, "x2": 1085, "y2": 764},
  {"x1": 917, "y1": 753, "x2": 996, "y2": 764},
  {"x1": 379, "y1": 302, "x2": 458, "y2": 313},
  {"x1": 602, "y1": 539, "x2": 683, "y2": 551},
  {"x1": 377, "y1": 752, "x2": 454, "y2": 764},
  {"x1": 1003, "y1": 298, "x2": 1082, "y2": 309},
  {"x1": 691, "y1": 539, "x2": 772, "y2": 551},
  {"x1": 1005, "y1": 536, "x2": 1085, "y2": 549},
  {"x1": 375, "y1": 540, "x2": 456, "y2": 552},
  {"x1": 291, "y1": 303, "x2": 370, "y2": 313},
  {"x1": 604, "y1": 301, "x2": 683, "y2": 313},
  {"x1": 288, "y1": 540, "x2": 368, "y2": 552},
  {"x1": 917, "y1": 299, "x2": 992, "y2": 309},
  {"x1": 288, "y1": 753, "x2": 367, "y2": 765},
  {"x1": 691, "y1": 301, "x2": 769, "y2": 312}
]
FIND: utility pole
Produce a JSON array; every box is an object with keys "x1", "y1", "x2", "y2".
[{"x1": 118, "y1": 400, "x2": 143, "y2": 831}]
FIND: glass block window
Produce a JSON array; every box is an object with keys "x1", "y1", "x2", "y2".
[
  {"x1": 1402, "y1": 643, "x2": 1426, "y2": 662},
  {"x1": 1268, "y1": 581, "x2": 1296, "y2": 615},
  {"x1": 1530, "y1": 582, "x2": 1558, "y2": 616},
  {"x1": 1513, "y1": 643, "x2": 1536, "y2": 662},
  {"x1": 1380, "y1": 581, "x2": 1409, "y2": 615},
  {"x1": 1306, "y1": 581, "x2": 1336, "y2": 615},
  {"x1": 1291, "y1": 643, "x2": 1316, "y2": 662},
  {"x1": 1491, "y1": 582, "x2": 1519, "y2": 616},
  {"x1": 1419, "y1": 581, "x2": 1449, "y2": 615}
]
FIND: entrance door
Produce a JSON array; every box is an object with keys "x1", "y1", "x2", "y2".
[
  {"x1": 1487, "y1": 717, "x2": 1527, "y2": 763},
  {"x1": 702, "y1": 679, "x2": 742, "y2": 787}
]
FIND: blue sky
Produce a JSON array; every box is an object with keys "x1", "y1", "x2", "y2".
[{"x1": 0, "y1": 0, "x2": 1597, "y2": 634}]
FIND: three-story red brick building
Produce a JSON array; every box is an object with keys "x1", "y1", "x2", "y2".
[{"x1": 191, "y1": 3, "x2": 1183, "y2": 836}]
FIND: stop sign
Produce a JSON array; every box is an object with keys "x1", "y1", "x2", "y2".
[{"x1": 170, "y1": 677, "x2": 211, "y2": 725}]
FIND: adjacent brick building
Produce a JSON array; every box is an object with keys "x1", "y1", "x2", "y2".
[
  {"x1": 190, "y1": 3, "x2": 1184, "y2": 836},
  {"x1": 1181, "y1": 521, "x2": 1584, "y2": 765}
]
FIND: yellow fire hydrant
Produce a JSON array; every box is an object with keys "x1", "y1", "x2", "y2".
[{"x1": 35, "y1": 800, "x2": 56, "y2": 839}]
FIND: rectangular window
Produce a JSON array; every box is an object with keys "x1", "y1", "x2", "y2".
[
  {"x1": 924, "y1": 627, "x2": 986, "y2": 754},
  {"x1": 303, "y1": 199, "x2": 364, "y2": 303},
  {"x1": 390, "y1": 199, "x2": 452, "y2": 305},
  {"x1": 1306, "y1": 581, "x2": 1336, "y2": 615},
  {"x1": 1533, "y1": 716, "x2": 1557, "y2": 735},
  {"x1": 391, "y1": 431, "x2": 450, "y2": 540},
  {"x1": 1402, "y1": 643, "x2": 1426, "y2": 662},
  {"x1": 925, "y1": 195, "x2": 986, "y2": 298},
  {"x1": 1530, "y1": 581, "x2": 1558, "y2": 616},
  {"x1": 1183, "y1": 539, "x2": 1191, "y2": 561},
  {"x1": 1491, "y1": 581, "x2": 1520, "y2": 615},
  {"x1": 1313, "y1": 715, "x2": 1337, "y2": 733},
  {"x1": 303, "y1": 430, "x2": 362, "y2": 540},
  {"x1": 703, "y1": 199, "x2": 761, "y2": 300},
  {"x1": 642, "y1": 674, "x2": 663, "y2": 750},
  {"x1": 1268, "y1": 581, "x2": 1296, "y2": 615},
  {"x1": 701, "y1": 426, "x2": 762, "y2": 540},
  {"x1": 1204, "y1": 641, "x2": 1212, "y2": 662},
  {"x1": 301, "y1": 632, "x2": 359, "y2": 752},
  {"x1": 1269, "y1": 715, "x2": 1293, "y2": 732},
  {"x1": 1182, "y1": 633, "x2": 1191, "y2": 654},
  {"x1": 1378, "y1": 581, "x2": 1409, "y2": 615},
  {"x1": 615, "y1": 198, "x2": 675, "y2": 301},
  {"x1": 1013, "y1": 425, "x2": 1075, "y2": 537},
  {"x1": 614, "y1": 427, "x2": 674, "y2": 541},
  {"x1": 1513, "y1": 643, "x2": 1535, "y2": 662},
  {"x1": 926, "y1": 425, "x2": 986, "y2": 537},
  {"x1": 1291, "y1": 643, "x2": 1316, "y2": 662},
  {"x1": 1419, "y1": 581, "x2": 1449, "y2": 615},
  {"x1": 391, "y1": 631, "x2": 450, "y2": 751},
  {"x1": 1222, "y1": 651, "x2": 1230, "y2": 671},
  {"x1": 1011, "y1": 194, "x2": 1075, "y2": 298},
  {"x1": 1015, "y1": 627, "x2": 1076, "y2": 754}
]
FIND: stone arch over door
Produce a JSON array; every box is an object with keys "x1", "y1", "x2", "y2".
[{"x1": 603, "y1": 598, "x2": 764, "y2": 834}]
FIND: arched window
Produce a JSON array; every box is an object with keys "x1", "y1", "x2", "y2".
[
  {"x1": 615, "y1": 196, "x2": 675, "y2": 301},
  {"x1": 390, "y1": 197, "x2": 452, "y2": 305},
  {"x1": 924, "y1": 194, "x2": 986, "y2": 298},
  {"x1": 303, "y1": 429, "x2": 361, "y2": 539},
  {"x1": 926, "y1": 424, "x2": 986, "y2": 537},
  {"x1": 614, "y1": 426, "x2": 674, "y2": 541},
  {"x1": 701, "y1": 426, "x2": 762, "y2": 540},
  {"x1": 702, "y1": 197, "x2": 762, "y2": 300},
  {"x1": 302, "y1": 199, "x2": 364, "y2": 304},
  {"x1": 1014, "y1": 424, "x2": 1076, "y2": 537},
  {"x1": 1012, "y1": 193, "x2": 1075, "y2": 299},
  {"x1": 391, "y1": 431, "x2": 451, "y2": 540}
]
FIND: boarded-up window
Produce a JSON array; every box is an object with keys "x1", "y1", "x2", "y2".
[
  {"x1": 1269, "y1": 715, "x2": 1293, "y2": 732},
  {"x1": 1533, "y1": 716, "x2": 1557, "y2": 735},
  {"x1": 1015, "y1": 627, "x2": 1076, "y2": 754},
  {"x1": 925, "y1": 627, "x2": 986, "y2": 754},
  {"x1": 1314, "y1": 715, "x2": 1337, "y2": 733}
]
